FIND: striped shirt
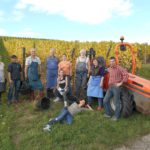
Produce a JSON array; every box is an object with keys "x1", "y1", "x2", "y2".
[{"x1": 108, "y1": 65, "x2": 128, "y2": 86}]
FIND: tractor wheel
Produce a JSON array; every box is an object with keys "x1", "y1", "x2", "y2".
[{"x1": 109, "y1": 87, "x2": 134, "y2": 118}]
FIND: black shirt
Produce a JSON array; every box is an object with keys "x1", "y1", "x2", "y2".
[{"x1": 8, "y1": 62, "x2": 22, "y2": 80}]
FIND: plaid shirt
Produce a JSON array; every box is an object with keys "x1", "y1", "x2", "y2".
[{"x1": 108, "y1": 65, "x2": 128, "y2": 86}]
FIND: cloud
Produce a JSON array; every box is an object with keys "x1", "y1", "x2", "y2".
[
  {"x1": 15, "y1": 0, "x2": 133, "y2": 25},
  {"x1": 0, "y1": 28, "x2": 8, "y2": 35},
  {"x1": 12, "y1": 28, "x2": 41, "y2": 37},
  {"x1": 0, "y1": 27, "x2": 41, "y2": 38}
]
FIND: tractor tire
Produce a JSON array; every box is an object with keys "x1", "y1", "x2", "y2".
[
  {"x1": 120, "y1": 87, "x2": 134, "y2": 118},
  {"x1": 109, "y1": 87, "x2": 134, "y2": 118}
]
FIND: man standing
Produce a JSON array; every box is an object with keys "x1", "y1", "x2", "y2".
[
  {"x1": 25, "y1": 48, "x2": 44, "y2": 100},
  {"x1": 75, "y1": 49, "x2": 90, "y2": 99},
  {"x1": 46, "y1": 48, "x2": 59, "y2": 98},
  {"x1": 103, "y1": 56, "x2": 128, "y2": 121}
]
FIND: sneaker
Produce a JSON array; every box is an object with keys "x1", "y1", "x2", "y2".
[
  {"x1": 111, "y1": 116, "x2": 118, "y2": 121},
  {"x1": 97, "y1": 106, "x2": 103, "y2": 111},
  {"x1": 103, "y1": 114, "x2": 111, "y2": 118},
  {"x1": 43, "y1": 124, "x2": 51, "y2": 132},
  {"x1": 53, "y1": 97, "x2": 61, "y2": 102}
]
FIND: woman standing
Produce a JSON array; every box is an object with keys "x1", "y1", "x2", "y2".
[
  {"x1": 75, "y1": 49, "x2": 90, "y2": 99},
  {"x1": 46, "y1": 48, "x2": 59, "y2": 98},
  {"x1": 87, "y1": 58, "x2": 105, "y2": 110}
]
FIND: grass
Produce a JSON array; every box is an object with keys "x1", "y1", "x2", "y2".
[
  {"x1": 137, "y1": 64, "x2": 150, "y2": 80},
  {"x1": 0, "y1": 64, "x2": 150, "y2": 150}
]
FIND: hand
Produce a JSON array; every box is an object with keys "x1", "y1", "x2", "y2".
[
  {"x1": 65, "y1": 87, "x2": 68, "y2": 92},
  {"x1": 9, "y1": 80, "x2": 13, "y2": 85},
  {"x1": 115, "y1": 82, "x2": 123, "y2": 87},
  {"x1": 100, "y1": 82, "x2": 103, "y2": 88}
]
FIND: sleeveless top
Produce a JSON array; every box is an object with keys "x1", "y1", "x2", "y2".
[{"x1": 58, "y1": 76, "x2": 66, "y2": 89}]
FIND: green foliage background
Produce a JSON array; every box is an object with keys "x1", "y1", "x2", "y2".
[{"x1": 0, "y1": 36, "x2": 150, "y2": 71}]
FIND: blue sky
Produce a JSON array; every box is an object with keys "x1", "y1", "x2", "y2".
[{"x1": 0, "y1": 0, "x2": 150, "y2": 43}]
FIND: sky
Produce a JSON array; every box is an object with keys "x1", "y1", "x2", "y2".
[{"x1": 0, "y1": 0, "x2": 150, "y2": 44}]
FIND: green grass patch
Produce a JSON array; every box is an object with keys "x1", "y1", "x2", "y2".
[
  {"x1": 0, "y1": 65, "x2": 150, "y2": 150},
  {"x1": 138, "y1": 64, "x2": 150, "y2": 80},
  {"x1": 0, "y1": 102, "x2": 150, "y2": 150}
]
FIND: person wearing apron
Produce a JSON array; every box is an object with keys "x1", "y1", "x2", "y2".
[
  {"x1": 46, "y1": 48, "x2": 59, "y2": 98},
  {"x1": 87, "y1": 58, "x2": 105, "y2": 110},
  {"x1": 25, "y1": 48, "x2": 44, "y2": 100},
  {"x1": 75, "y1": 49, "x2": 91, "y2": 99}
]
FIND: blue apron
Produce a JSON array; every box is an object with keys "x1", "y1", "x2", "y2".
[
  {"x1": 28, "y1": 61, "x2": 43, "y2": 90},
  {"x1": 46, "y1": 57, "x2": 58, "y2": 89},
  {"x1": 87, "y1": 76, "x2": 103, "y2": 98}
]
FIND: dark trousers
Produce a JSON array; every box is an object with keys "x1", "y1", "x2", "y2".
[
  {"x1": 67, "y1": 76, "x2": 72, "y2": 96},
  {"x1": 103, "y1": 85, "x2": 121, "y2": 118},
  {"x1": 55, "y1": 89, "x2": 68, "y2": 102},
  {"x1": 7, "y1": 80, "x2": 21, "y2": 102},
  {"x1": 75, "y1": 72, "x2": 87, "y2": 99},
  {"x1": 88, "y1": 97, "x2": 103, "y2": 107}
]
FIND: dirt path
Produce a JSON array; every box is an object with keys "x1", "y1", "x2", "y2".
[{"x1": 115, "y1": 134, "x2": 150, "y2": 150}]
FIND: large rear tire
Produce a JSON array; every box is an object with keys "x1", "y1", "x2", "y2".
[{"x1": 109, "y1": 87, "x2": 134, "y2": 118}]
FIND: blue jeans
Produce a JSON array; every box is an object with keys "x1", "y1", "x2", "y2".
[
  {"x1": 8, "y1": 80, "x2": 21, "y2": 102},
  {"x1": 103, "y1": 85, "x2": 121, "y2": 118},
  {"x1": 88, "y1": 96, "x2": 103, "y2": 107},
  {"x1": 48, "y1": 108, "x2": 73, "y2": 125},
  {"x1": 75, "y1": 71, "x2": 87, "y2": 99}
]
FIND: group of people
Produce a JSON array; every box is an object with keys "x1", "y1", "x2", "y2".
[{"x1": 0, "y1": 47, "x2": 128, "y2": 132}]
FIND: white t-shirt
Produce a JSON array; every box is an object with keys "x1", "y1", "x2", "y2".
[
  {"x1": 25, "y1": 56, "x2": 41, "y2": 66},
  {"x1": 0, "y1": 62, "x2": 5, "y2": 83},
  {"x1": 76, "y1": 56, "x2": 89, "y2": 69}
]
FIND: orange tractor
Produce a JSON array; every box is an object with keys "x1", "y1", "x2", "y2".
[{"x1": 107, "y1": 37, "x2": 150, "y2": 117}]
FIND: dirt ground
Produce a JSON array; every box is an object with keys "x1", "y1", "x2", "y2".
[{"x1": 115, "y1": 134, "x2": 150, "y2": 150}]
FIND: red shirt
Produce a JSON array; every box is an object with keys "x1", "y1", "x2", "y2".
[{"x1": 108, "y1": 65, "x2": 128, "y2": 86}]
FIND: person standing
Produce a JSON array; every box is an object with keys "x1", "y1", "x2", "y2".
[
  {"x1": 46, "y1": 48, "x2": 59, "y2": 98},
  {"x1": 0, "y1": 55, "x2": 6, "y2": 104},
  {"x1": 75, "y1": 49, "x2": 90, "y2": 99},
  {"x1": 58, "y1": 54, "x2": 72, "y2": 96},
  {"x1": 7, "y1": 55, "x2": 22, "y2": 104},
  {"x1": 87, "y1": 58, "x2": 105, "y2": 110},
  {"x1": 25, "y1": 48, "x2": 44, "y2": 100},
  {"x1": 103, "y1": 56, "x2": 128, "y2": 121}
]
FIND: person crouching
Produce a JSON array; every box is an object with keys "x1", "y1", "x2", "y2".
[{"x1": 54, "y1": 70, "x2": 68, "y2": 107}]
